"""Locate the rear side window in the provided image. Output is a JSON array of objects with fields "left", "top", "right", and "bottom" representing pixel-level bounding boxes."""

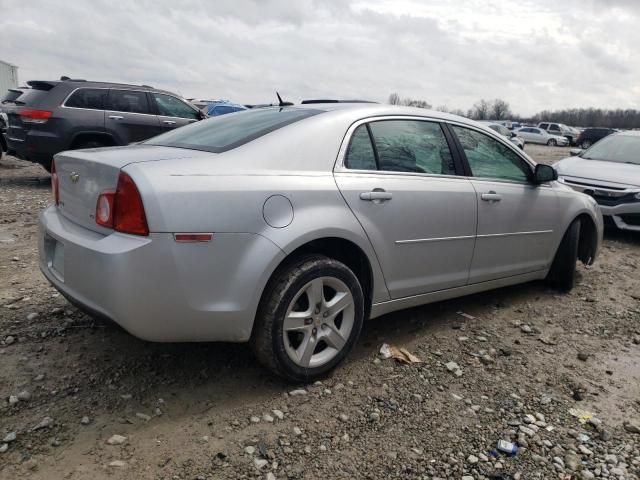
[
  {"left": 64, "top": 88, "right": 107, "bottom": 110},
  {"left": 369, "top": 120, "right": 456, "bottom": 175},
  {"left": 152, "top": 93, "right": 199, "bottom": 119},
  {"left": 344, "top": 125, "right": 377, "bottom": 170},
  {"left": 107, "top": 90, "right": 150, "bottom": 114},
  {"left": 539, "top": 123, "right": 548, "bottom": 129},
  {"left": 146, "top": 107, "right": 321, "bottom": 153}
]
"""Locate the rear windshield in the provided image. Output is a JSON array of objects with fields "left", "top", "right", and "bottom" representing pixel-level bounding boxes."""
[
  {"left": 146, "top": 107, "right": 321, "bottom": 153},
  {"left": 11, "top": 89, "right": 49, "bottom": 106},
  {"left": 1, "top": 90, "right": 23, "bottom": 104}
]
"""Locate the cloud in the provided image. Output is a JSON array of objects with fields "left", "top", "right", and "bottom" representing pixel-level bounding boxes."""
[{"left": 0, "top": 0, "right": 637, "bottom": 116}]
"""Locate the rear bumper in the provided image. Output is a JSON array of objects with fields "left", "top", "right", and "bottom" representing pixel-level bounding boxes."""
[
  {"left": 38, "top": 206, "right": 286, "bottom": 342},
  {"left": 6, "top": 129, "right": 64, "bottom": 167}
]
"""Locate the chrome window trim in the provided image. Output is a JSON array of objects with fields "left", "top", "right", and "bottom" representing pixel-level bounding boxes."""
[
  {"left": 394, "top": 229, "right": 553, "bottom": 245},
  {"left": 61, "top": 87, "right": 198, "bottom": 119},
  {"left": 334, "top": 115, "right": 467, "bottom": 181}
]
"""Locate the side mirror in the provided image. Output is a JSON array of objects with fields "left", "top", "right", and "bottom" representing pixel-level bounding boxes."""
[
  {"left": 569, "top": 148, "right": 583, "bottom": 156},
  {"left": 510, "top": 132, "right": 517, "bottom": 138},
  {"left": 534, "top": 164, "right": 558, "bottom": 184},
  {"left": 197, "top": 110, "right": 207, "bottom": 120}
]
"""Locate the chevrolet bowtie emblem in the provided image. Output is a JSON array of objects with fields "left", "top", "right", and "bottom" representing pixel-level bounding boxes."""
[{"left": 70, "top": 172, "right": 80, "bottom": 183}]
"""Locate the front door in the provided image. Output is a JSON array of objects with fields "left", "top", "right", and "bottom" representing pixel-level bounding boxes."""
[
  {"left": 105, "top": 89, "right": 160, "bottom": 144},
  {"left": 334, "top": 119, "right": 477, "bottom": 299},
  {"left": 449, "top": 125, "right": 561, "bottom": 283}
]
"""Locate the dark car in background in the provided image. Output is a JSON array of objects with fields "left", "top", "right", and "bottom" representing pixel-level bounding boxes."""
[
  {"left": 1, "top": 88, "right": 26, "bottom": 158},
  {"left": 5, "top": 78, "right": 205, "bottom": 172},
  {"left": 575, "top": 127, "right": 616, "bottom": 150}
]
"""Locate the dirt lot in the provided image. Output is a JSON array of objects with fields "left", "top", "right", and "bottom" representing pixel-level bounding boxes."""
[{"left": 1, "top": 145, "right": 639, "bottom": 480}]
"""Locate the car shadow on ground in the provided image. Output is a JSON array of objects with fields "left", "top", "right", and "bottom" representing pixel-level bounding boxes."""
[{"left": 0, "top": 174, "right": 50, "bottom": 187}]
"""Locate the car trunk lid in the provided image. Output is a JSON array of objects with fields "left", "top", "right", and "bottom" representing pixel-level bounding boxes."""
[{"left": 54, "top": 144, "right": 210, "bottom": 233}]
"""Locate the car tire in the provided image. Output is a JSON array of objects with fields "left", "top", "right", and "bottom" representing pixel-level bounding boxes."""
[
  {"left": 546, "top": 218, "right": 581, "bottom": 292},
  {"left": 547, "top": 139, "right": 557, "bottom": 146},
  {"left": 251, "top": 255, "right": 365, "bottom": 382},
  {"left": 581, "top": 140, "right": 592, "bottom": 149}
]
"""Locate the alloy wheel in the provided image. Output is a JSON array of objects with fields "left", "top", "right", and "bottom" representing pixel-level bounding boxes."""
[{"left": 282, "top": 276, "right": 355, "bottom": 368}]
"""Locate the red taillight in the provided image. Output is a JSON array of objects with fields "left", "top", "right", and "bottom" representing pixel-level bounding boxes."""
[
  {"left": 51, "top": 160, "right": 59, "bottom": 205},
  {"left": 95, "top": 172, "right": 149, "bottom": 236},
  {"left": 20, "top": 108, "right": 53, "bottom": 124}
]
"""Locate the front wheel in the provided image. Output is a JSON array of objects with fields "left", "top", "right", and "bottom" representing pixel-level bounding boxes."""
[
  {"left": 547, "top": 139, "right": 557, "bottom": 146},
  {"left": 581, "top": 140, "right": 592, "bottom": 149},
  {"left": 251, "top": 255, "right": 365, "bottom": 382},
  {"left": 546, "top": 219, "right": 581, "bottom": 292}
]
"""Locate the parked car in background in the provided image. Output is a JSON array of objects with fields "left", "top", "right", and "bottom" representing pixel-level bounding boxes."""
[
  {"left": 0, "top": 111, "right": 6, "bottom": 159},
  {"left": 516, "top": 127, "right": 569, "bottom": 146},
  {"left": 39, "top": 103, "right": 602, "bottom": 381},
  {"left": 554, "top": 131, "right": 640, "bottom": 232},
  {"left": 575, "top": 127, "right": 616, "bottom": 150},
  {"left": 206, "top": 100, "right": 247, "bottom": 116},
  {"left": 538, "top": 122, "right": 577, "bottom": 145},
  {"left": 187, "top": 98, "right": 216, "bottom": 111},
  {"left": 5, "top": 78, "right": 205, "bottom": 172},
  {"left": 479, "top": 121, "right": 525, "bottom": 149}
]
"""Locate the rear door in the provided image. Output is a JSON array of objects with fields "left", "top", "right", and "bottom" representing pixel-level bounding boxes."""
[
  {"left": 334, "top": 118, "right": 477, "bottom": 299},
  {"left": 105, "top": 89, "right": 160, "bottom": 143},
  {"left": 449, "top": 124, "right": 560, "bottom": 283},
  {"left": 149, "top": 92, "right": 200, "bottom": 134}
]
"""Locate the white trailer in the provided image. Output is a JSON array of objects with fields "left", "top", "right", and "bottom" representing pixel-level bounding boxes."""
[{"left": 0, "top": 60, "right": 19, "bottom": 95}]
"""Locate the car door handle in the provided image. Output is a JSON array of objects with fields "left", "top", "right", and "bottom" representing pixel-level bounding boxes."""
[
  {"left": 108, "top": 115, "right": 124, "bottom": 120},
  {"left": 481, "top": 192, "right": 502, "bottom": 202},
  {"left": 360, "top": 191, "right": 393, "bottom": 201},
  {"left": 163, "top": 120, "right": 176, "bottom": 125}
]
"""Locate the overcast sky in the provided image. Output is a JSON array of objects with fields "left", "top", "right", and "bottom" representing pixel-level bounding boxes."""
[{"left": 1, "top": 0, "right": 638, "bottom": 115}]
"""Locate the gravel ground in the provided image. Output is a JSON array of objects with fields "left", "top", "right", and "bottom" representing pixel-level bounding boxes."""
[{"left": 0, "top": 144, "right": 639, "bottom": 480}]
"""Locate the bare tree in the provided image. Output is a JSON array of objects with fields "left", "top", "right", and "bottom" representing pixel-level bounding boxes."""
[
  {"left": 471, "top": 99, "right": 491, "bottom": 120},
  {"left": 388, "top": 93, "right": 401, "bottom": 105},
  {"left": 387, "top": 93, "right": 431, "bottom": 109},
  {"left": 491, "top": 99, "right": 512, "bottom": 120}
]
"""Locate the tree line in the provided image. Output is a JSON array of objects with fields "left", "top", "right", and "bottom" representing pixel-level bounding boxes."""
[{"left": 388, "top": 93, "right": 640, "bottom": 128}]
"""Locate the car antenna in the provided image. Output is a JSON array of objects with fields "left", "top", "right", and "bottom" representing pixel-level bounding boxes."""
[{"left": 276, "top": 91, "right": 293, "bottom": 107}]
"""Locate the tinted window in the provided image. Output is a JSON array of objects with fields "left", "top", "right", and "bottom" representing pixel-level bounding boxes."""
[
  {"left": 344, "top": 125, "right": 376, "bottom": 170},
  {"left": 369, "top": 120, "right": 456, "bottom": 175},
  {"left": 452, "top": 126, "right": 530, "bottom": 182},
  {"left": 152, "top": 93, "right": 198, "bottom": 119},
  {"left": 107, "top": 90, "right": 150, "bottom": 114},
  {"left": 65, "top": 88, "right": 107, "bottom": 110},
  {"left": 539, "top": 123, "right": 548, "bottom": 129},
  {"left": 146, "top": 107, "right": 321, "bottom": 153},
  {"left": 10, "top": 89, "right": 49, "bottom": 106},
  {"left": 1, "top": 90, "right": 22, "bottom": 104}
]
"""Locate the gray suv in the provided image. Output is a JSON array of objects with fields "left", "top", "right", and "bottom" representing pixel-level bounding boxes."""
[{"left": 5, "top": 78, "right": 205, "bottom": 172}]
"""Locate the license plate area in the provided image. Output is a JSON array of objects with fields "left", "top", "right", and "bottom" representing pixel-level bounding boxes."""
[{"left": 44, "top": 234, "right": 64, "bottom": 281}]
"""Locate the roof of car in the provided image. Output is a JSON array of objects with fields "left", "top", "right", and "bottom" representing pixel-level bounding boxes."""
[{"left": 26, "top": 79, "right": 177, "bottom": 96}]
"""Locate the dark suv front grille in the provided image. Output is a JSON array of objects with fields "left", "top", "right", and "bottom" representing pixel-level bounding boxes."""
[{"left": 620, "top": 214, "right": 640, "bottom": 226}]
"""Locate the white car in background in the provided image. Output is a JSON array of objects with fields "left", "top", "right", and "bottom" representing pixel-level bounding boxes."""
[
  {"left": 479, "top": 121, "right": 525, "bottom": 149},
  {"left": 516, "top": 127, "right": 569, "bottom": 146}
]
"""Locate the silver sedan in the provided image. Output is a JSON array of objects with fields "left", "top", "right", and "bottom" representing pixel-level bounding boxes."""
[
  {"left": 39, "top": 104, "right": 603, "bottom": 381},
  {"left": 555, "top": 131, "right": 640, "bottom": 231},
  {"left": 516, "top": 127, "right": 570, "bottom": 146}
]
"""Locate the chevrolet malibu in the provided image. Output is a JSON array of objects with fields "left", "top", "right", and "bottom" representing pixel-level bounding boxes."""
[{"left": 39, "top": 104, "right": 603, "bottom": 381}]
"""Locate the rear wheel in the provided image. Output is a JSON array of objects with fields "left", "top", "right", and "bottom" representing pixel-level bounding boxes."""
[
  {"left": 546, "top": 219, "right": 581, "bottom": 292},
  {"left": 251, "top": 255, "right": 365, "bottom": 382},
  {"left": 547, "top": 139, "right": 557, "bottom": 146}
]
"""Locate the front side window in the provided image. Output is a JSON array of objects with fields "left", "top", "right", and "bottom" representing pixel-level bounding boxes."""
[
  {"left": 452, "top": 126, "right": 531, "bottom": 182},
  {"left": 344, "top": 125, "right": 377, "bottom": 170},
  {"left": 152, "top": 93, "right": 199, "bottom": 119},
  {"left": 64, "top": 88, "right": 107, "bottom": 110},
  {"left": 107, "top": 90, "right": 150, "bottom": 114},
  {"left": 368, "top": 120, "right": 456, "bottom": 175}
]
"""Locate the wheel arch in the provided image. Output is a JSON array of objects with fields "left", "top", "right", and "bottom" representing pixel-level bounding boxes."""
[
  {"left": 576, "top": 212, "right": 599, "bottom": 265},
  {"left": 255, "top": 236, "right": 379, "bottom": 332},
  {"left": 69, "top": 132, "right": 117, "bottom": 149}
]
